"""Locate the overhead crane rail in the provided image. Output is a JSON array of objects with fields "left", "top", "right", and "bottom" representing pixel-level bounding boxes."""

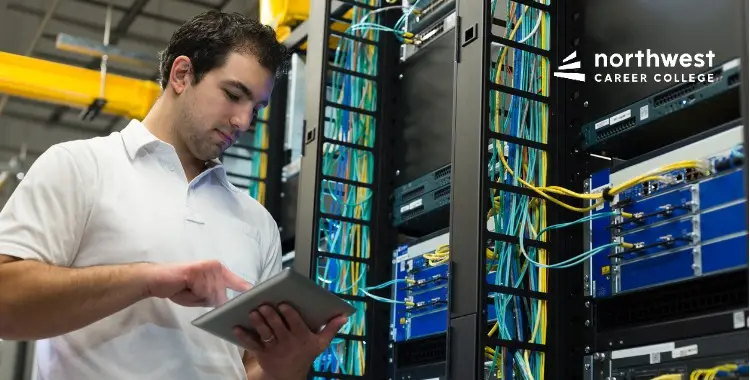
[{"left": 0, "top": 52, "right": 161, "bottom": 121}]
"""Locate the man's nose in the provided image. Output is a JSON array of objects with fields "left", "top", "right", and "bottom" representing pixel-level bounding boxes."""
[{"left": 230, "top": 111, "right": 253, "bottom": 132}]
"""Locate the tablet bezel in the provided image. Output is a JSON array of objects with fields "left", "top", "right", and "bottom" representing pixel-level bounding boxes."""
[{"left": 191, "top": 268, "right": 356, "bottom": 347}]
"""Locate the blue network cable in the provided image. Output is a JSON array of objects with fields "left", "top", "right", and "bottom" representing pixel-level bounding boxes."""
[
  {"left": 486, "top": 1, "right": 551, "bottom": 379},
  {"left": 311, "top": 0, "right": 386, "bottom": 376},
  {"left": 247, "top": 107, "right": 269, "bottom": 203},
  {"left": 310, "top": 2, "right": 436, "bottom": 376}
]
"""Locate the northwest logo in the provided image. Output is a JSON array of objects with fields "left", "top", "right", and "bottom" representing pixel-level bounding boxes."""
[
  {"left": 553, "top": 50, "right": 718, "bottom": 84},
  {"left": 553, "top": 51, "right": 585, "bottom": 82}
]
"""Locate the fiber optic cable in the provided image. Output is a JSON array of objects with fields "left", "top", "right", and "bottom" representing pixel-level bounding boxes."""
[
  {"left": 486, "top": 1, "right": 550, "bottom": 378},
  {"left": 247, "top": 106, "right": 269, "bottom": 203},
  {"left": 312, "top": 0, "right": 383, "bottom": 376}
]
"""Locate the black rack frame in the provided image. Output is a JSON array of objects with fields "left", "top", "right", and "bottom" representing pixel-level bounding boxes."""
[
  {"left": 447, "top": 0, "right": 584, "bottom": 378},
  {"left": 291, "top": 0, "right": 401, "bottom": 378},
  {"left": 265, "top": 75, "right": 289, "bottom": 222}
]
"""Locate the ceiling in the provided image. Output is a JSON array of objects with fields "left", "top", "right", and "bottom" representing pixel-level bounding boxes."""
[{"left": 0, "top": 0, "right": 260, "bottom": 165}]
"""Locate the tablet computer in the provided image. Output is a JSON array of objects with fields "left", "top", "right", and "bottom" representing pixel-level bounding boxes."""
[{"left": 191, "top": 268, "right": 356, "bottom": 347}]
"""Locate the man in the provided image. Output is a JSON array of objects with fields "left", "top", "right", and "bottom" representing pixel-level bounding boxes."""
[{"left": 0, "top": 10, "right": 347, "bottom": 380}]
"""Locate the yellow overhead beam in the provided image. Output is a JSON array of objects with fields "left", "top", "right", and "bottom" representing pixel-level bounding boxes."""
[
  {"left": 262, "top": 0, "right": 355, "bottom": 50},
  {"left": 0, "top": 51, "right": 161, "bottom": 120}
]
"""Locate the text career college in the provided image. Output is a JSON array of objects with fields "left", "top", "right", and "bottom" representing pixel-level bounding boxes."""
[
  {"left": 594, "top": 72, "right": 715, "bottom": 83},
  {"left": 593, "top": 50, "right": 716, "bottom": 83}
]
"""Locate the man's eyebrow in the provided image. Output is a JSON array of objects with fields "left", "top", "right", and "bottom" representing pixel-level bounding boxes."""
[{"left": 223, "top": 80, "right": 252, "bottom": 99}]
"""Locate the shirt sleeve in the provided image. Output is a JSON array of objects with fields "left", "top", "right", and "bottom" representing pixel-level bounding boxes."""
[
  {"left": 258, "top": 221, "right": 282, "bottom": 282},
  {"left": 0, "top": 145, "right": 90, "bottom": 267}
]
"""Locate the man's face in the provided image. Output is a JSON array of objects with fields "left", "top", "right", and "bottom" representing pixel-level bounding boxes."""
[{"left": 175, "top": 52, "right": 274, "bottom": 161}]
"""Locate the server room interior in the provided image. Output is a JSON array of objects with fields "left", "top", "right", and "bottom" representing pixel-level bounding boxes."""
[{"left": 0, "top": 0, "right": 749, "bottom": 379}]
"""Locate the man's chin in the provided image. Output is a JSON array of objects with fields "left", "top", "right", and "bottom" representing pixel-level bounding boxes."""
[{"left": 194, "top": 147, "right": 222, "bottom": 162}]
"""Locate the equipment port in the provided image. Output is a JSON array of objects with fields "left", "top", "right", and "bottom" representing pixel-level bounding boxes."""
[{"left": 685, "top": 168, "right": 703, "bottom": 182}]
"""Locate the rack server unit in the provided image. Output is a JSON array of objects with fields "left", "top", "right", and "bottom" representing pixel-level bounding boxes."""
[
  {"left": 581, "top": 58, "right": 742, "bottom": 159},
  {"left": 392, "top": 164, "right": 451, "bottom": 234},
  {"left": 586, "top": 329, "right": 749, "bottom": 380},
  {"left": 585, "top": 122, "right": 747, "bottom": 298}
]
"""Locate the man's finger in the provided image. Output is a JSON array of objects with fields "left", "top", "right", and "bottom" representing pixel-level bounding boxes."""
[
  {"left": 259, "top": 305, "right": 291, "bottom": 341},
  {"left": 279, "top": 303, "right": 310, "bottom": 336},
  {"left": 233, "top": 327, "right": 262, "bottom": 351},
  {"left": 170, "top": 290, "right": 208, "bottom": 307},
  {"left": 214, "top": 289, "right": 229, "bottom": 306},
  {"left": 222, "top": 266, "right": 252, "bottom": 292},
  {"left": 318, "top": 315, "right": 349, "bottom": 343},
  {"left": 249, "top": 311, "right": 275, "bottom": 343}
]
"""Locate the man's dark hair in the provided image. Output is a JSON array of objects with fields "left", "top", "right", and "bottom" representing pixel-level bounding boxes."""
[{"left": 158, "top": 11, "right": 289, "bottom": 90}]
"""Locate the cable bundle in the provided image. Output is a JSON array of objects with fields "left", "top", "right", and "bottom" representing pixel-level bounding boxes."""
[
  {"left": 247, "top": 107, "right": 269, "bottom": 204},
  {"left": 312, "top": 0, "right": 384, "bottom": 375},
  {"left": 689, "top": 364, "right": 743, "bottom": 380},
  {"left": 486, "top": 1, "right": 550, "bottom": 379}
]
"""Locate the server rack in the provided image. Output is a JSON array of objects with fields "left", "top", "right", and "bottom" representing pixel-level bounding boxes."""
[
  {"left": 447, "top": 0, "right": 584, "bottom": 379},
  {"left": 572, "top": 1, "right": 748, "bottom": 379},
  {"left": 291, "top": 0, "right": 401, "bottom": 378},
  {"left": 264, "top": 76, "right": 289, "bottom": 223}
]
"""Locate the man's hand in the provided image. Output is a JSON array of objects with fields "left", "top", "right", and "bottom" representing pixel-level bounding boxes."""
[
  {"left": 144, "top": 260, "right": 252, "bottom": 307},
  {"left": 233, "top": 304, "right": 349, "bottom": 380}
]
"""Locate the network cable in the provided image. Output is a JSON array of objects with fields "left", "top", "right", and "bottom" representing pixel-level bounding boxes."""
[
  {"left": 247, "top": 106, "right": 269, "bottom": 204},
  {"left": 690, "top": 363, "right": 743, "bottom": 380},
  {"left": 484, "top": 1, "right": 550, "bottom": 379},
  {"left": 312, "top": 0, "right": 385, "bottom": 375}
]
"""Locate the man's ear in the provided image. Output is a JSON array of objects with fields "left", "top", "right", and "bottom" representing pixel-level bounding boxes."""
[{"left": 168, "top": 56, "right": 193, "bottom": 94}]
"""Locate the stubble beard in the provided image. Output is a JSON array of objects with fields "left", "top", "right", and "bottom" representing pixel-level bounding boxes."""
[{"left": 177, "top": 107, "right": 222, "bottom": 162}]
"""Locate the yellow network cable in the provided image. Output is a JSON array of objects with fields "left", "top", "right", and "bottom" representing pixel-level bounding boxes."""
[
  {"left": 691, "top": 364, "right": 739, "bottom": 380},
  {"left": 422, "top": 245, "right": 497, "bottom": 267},
  {"left": 257, "top": 112, "right": 270, "bottom": 205},
  {"left": 486, "top": 3, "right": 548, "bottom": 379},
  {"left": 651, "top": 374, "right": 683, "bottom": 380},
  {"left": 495, "top": 152, "right": 707, "bottom": 214}
]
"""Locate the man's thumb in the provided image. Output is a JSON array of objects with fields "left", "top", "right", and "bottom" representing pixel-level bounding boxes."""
[{"left": 319, "top": 315, "right": 349, "bottom": 341}]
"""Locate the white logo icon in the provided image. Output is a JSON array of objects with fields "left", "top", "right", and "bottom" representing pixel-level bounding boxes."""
[{"left": 553, "top": 51, "right": 586, "bottom": 82}]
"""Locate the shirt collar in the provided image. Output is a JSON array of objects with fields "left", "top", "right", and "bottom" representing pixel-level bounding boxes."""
[
  {"left": 120, "top": 119, "right": 232, "bottom": 188},
  {"left": 121, "top": 119, "right": 160, "bottom": 160}
]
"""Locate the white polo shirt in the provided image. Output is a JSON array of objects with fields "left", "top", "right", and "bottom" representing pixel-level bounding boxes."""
[{"left": 0, "top": 119, "right": 282, "bottom": 380}]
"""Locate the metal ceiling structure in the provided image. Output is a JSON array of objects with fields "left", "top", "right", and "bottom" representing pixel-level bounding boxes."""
[{"left": 0, "top": 0, "right": 259, "bottom": 164}]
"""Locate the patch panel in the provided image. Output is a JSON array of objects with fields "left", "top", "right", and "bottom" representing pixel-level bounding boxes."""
[
  {"left": 584, "top": 124, "right": 747, "bottom": 298},
  {"left": 393, "top": 164, "right": 451, "bottom": 206},
  {"left": 586, "top": 329, "right": 749, "bottom": 380},
  {"left": 392, "top": 184, "right": 451, "bottom": 233},
  {"left": 581, "top": 58, "right": 742, "bottom": 159},
  {"left": 390, "top": 230, "right": 500, "bottom": 342},
  {"left": 392, "top": 155, "right": 503, "bottom": 233}
]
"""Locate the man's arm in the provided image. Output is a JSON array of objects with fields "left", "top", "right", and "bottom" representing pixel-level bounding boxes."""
[
  {"left": 0, "top": 255, "right": 250, "bottom": 341},
  {"left": 0, "top": 256, "right": 152, "bottom": 340},
  {"left": 0, "top": 145, "right": 251, "bottom": 340},
  {"left": 0, "top": 144, "right": 142, "bottom": 340}
]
